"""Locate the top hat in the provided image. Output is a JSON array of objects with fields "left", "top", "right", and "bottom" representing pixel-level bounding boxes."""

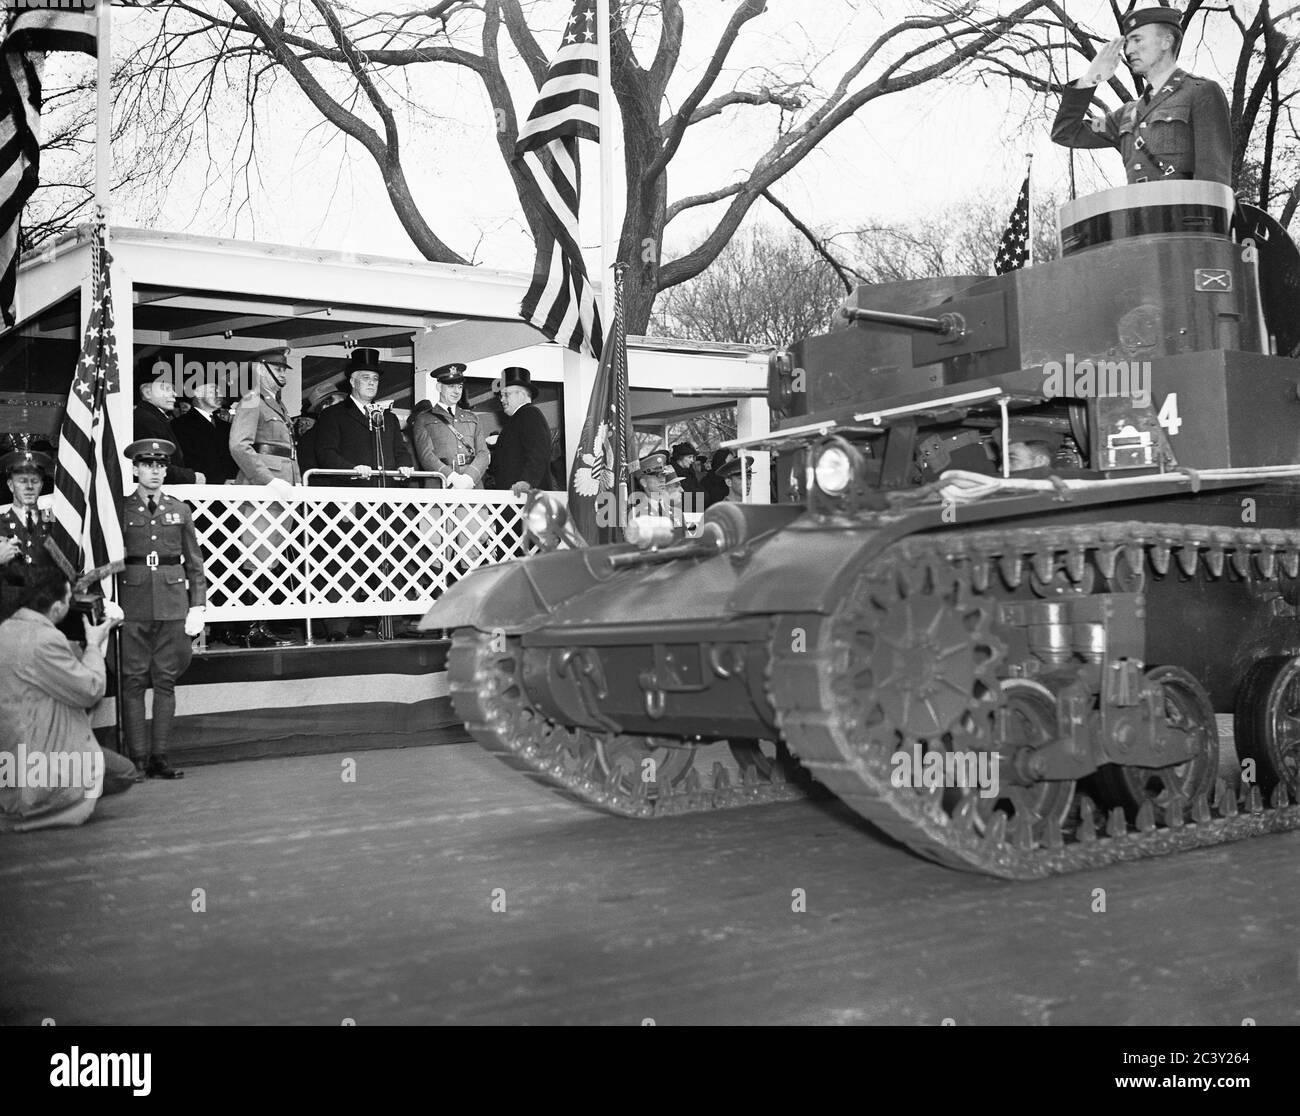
[
  {"left": 1122, "top": 7, "right": 1182, "bottom": 36},
  {"left": 670, "top": 442, "right": 698, "bottom": 462},
  {"left": 346, "top": 348, "right": 383, "bottom": 375},
  {"left": 252, "top": 346, "right": 293, "bottom": 369},
  {"left": 431, "top": 362, "right": 467, "bottom": 385},
  {"left": 304, "top": 380, "right": 347, "bottom": 413},
  {"left": 124, "top": 438, "right": 176, "bottom": 463},
  {"left": 499, "top": 366, "right": 538, "bottom": 399},
  {"left": 1, "top": 449, "right": 53, "bottom": 476}
]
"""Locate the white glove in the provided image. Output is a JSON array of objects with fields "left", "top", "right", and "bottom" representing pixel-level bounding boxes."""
[
  {"left": 448, "top": 472, "right": 475, "bottom": 490},
  {"left": 266, "top": 477, "right": 296, "bottom": 499},
  {"left": 353, "top": 464, "right": 374, "bottom": 479},
  {"left": 103, "top": 600, "right": 124, "bottom": 624},
  {"left": 184, "top": 606, "right": 205, "bottom": 637}
]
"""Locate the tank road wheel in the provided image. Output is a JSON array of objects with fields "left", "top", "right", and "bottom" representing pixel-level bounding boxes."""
[
  {"left": 1091, "top": 665, "right": 1220, "bottom": 824},
  {"left": 447, "top": 629, "right": 698, "bottom": 815},
  {"left": 594, "top": 736, "right": 696, "bottom": 795},
  {"left": 962, "top": 679, "right": 1075, "bottom": 841},
  {"left": 1234, "top": 656, "right": 1300, "bottom": 799}
]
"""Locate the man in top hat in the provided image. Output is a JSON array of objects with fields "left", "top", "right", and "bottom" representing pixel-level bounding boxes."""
[
  {"left": 228, "top": 347, "right": 300, "bottom": 649},
  {"left": 296, "top": 379, "right": 348, "bottom": 479},
  {"left": 0, "top": 449, "right": 57, "bottom": 621},
  {"left": 118, "top": 438, "right": 206, "bottom": 779},
  {"left": 1052, "top": 6, "right": 1231, "bottom": 186},
  {"left": 134, "top": 362, "right": 204, "bottom": 485},
  {"left": 172, "top": 373, "right": 237, "bottom": 485},
  {"left": 409, "top": 363, "right": 489, "bottom": 490},
  {"left": 311, "top": 347, "right": 415, "bottom": 484},
  {"left": 489, "top": 367, "right": 552, "bottom": 492}
]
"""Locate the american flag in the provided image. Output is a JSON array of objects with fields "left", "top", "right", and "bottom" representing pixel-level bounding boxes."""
[
  {"left": 568, "top": 265, "right": 634, "bottom": 544},
  {"left": 993, "top": 169, "right": 1032, "bottom": 274},
  {"left": 0, "top": 6, "right": 97, "bottom": 327},
  {"left": 48, "top": 225, "right": 124, "bottom": 584},
  {"left": 513, "top": 0, "right": 604, "bottom": 358}
]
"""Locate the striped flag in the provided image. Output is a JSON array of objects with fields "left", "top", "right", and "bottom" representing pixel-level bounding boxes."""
[
  {"left": 993, "top": 168, "right": 1031, "bottom": 274},
  {"left": 48, "top": 225, "right": 124, "bottom": 585},
  {"left": 0, "top": 6, "right": 97, "bottom": 327},
  {"left": 512, "top": 0, "right": 604, "bottom": 358},
  {"left": 568, "top": 265, "right": 634, "bottom": 544}
]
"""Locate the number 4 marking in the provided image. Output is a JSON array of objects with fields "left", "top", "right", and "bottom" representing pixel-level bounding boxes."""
[{"left": 1157, "top": 393, "right": 1182, "bottom": 436}]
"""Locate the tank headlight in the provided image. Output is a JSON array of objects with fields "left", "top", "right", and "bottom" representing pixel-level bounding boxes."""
[
  {"left": 813, "top": 444, "right": 854, "bottom": 496},
  {"left": 524, "top": 492, "right": 567, "bottom": 550}
]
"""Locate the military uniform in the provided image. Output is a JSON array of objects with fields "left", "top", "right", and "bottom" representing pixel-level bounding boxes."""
[
  {"left": 1052, "top": 69, "right": 1232, "bottom": 186},
  {"left": 411, "top": 401, "right": 489, "bottom": 486},
  {"left": 119, "top": 440, "right": 206, "bottom": 778},
  {"left": 229, "top": 387, "right": 301, "bottom": 486},
  {"left": 0, "top": 450, "right": 57, "bottom": 621}
]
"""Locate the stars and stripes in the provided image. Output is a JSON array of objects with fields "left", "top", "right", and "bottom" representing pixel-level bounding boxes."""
[
  {"left": 0, "top": 6, "right": 97, "bottom": 328},
  {"left": 994, "top": 168, "right": 1032, "bottom": 274},
  {"left": 513, "top": 0, "right": 604, "bottom": 358},
  {"left": 48, "top": 226, "right": 124, "bottom": 584},
  {"left": 568, "top": 265, "right": 634, "bottom": 544}
]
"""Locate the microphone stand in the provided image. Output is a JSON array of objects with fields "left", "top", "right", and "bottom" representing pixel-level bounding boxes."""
[{"left": 370, "top": 405, "right": 394, "bottom": 640}]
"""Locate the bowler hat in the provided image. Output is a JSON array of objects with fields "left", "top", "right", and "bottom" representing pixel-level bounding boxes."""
[
  {"left": 124, "top": 438, "right": 175, "bottom": 463},
  {"left": 431, "top": 362, "right": 467, "bottom": 385},
  {"left": 304, "top": 380, "right": 347, "bottom": 413},
  {"left": 499, "top": 366, "right": 538, "bottom": 399},
  {"left": 252, "top": 346, "right": 293, "bottom": 368},
  {"left": 1123, "top": 7, "right": 1182, "bottom": 36},
  {"left": 1, "top": 449, "right": 53, "bottom": 476},
  {"left": 346, "top": 348, "right": 383, "bottom": 375}
]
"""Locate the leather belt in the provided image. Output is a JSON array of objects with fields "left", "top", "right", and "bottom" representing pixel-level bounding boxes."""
[
  {"left": 255, "top": 443, "right": 294, "bottom": 459},
  {"left": 125, "top": 553, "right": 183, "bottom": 567}
]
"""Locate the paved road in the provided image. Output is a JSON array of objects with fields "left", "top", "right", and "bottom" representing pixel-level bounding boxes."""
[{"left": 2, "top": 742, "right": 1298, "bottom": 1025}]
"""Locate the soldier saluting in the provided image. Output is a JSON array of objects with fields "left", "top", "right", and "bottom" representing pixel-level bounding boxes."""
[
  {"left": 119, "top": 438, "right": 206, "bottom": 779},
  {"left": 1052, "top": 6, "right": 1231, "bottom": 187}
]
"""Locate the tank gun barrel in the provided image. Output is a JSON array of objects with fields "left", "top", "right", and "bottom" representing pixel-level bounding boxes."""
[{"left": 841, "top": 305, "right": 966, "bottom": 337}]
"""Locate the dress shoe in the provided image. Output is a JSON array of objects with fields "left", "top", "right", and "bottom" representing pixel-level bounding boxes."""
[
  {"left": 327, "top": 631, "right": 346, "bottom": 642},
  {"left": 246, "top": 622, "right": 293, "bottom": 648},
  {"left": 146, "top": 757, "right": 184, "bottom": 780}
]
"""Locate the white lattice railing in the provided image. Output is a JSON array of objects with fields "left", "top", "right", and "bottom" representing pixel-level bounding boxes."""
[{"left": 167, "top": 483, "right": 543, "bottom": 624}]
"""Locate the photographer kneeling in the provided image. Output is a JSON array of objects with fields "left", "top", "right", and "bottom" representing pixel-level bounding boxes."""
[{"left": 0, "top": 569, "right": 139, "bottom": 833}]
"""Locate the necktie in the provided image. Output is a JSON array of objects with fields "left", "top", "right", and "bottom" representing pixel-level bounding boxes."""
[
  {"left": 25, "top": 510, "right": 34, "bottom": 532},
  {"left": 148, "top": 497, "right": 157, "bottom": 515}
]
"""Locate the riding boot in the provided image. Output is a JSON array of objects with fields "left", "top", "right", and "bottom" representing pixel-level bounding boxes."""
[{"left": 146, "top": 687, "right": 184, "bottom": 779}]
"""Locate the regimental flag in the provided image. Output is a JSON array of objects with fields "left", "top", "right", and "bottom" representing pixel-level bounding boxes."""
[
  {"left": 993, "top": 168, "right": 1031, "bottom": 274},
  {"left": 0, "top": 6, "right": 97, "bottom": 328},
  {"left": 568, "top": 267, "right": 634, "bottom": 544},
  {"left": 49, "top": 225, "right": 124, "bottom": 586},
  {"left": 512, "top": 0, "right": 604, "bottom": 358}
]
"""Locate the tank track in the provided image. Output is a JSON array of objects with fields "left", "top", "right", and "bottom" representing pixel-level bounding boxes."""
[
  {"left": 447, "top": 632, "right": 812, "bottom": 818},
  {"left": 770, "top": 519, "right": 1300, "bottom": 879}
]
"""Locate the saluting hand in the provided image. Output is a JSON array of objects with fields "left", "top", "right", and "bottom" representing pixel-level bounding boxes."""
[{"left": 1077, "top": 38, "right": 1123, "bottom": 86}]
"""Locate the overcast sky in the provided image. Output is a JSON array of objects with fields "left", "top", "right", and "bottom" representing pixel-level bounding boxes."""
[{"left": 86, "top": 1, "right": 1266, "bottom": 277}]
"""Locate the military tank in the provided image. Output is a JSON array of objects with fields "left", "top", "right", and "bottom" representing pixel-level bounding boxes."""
[{"left": 421, "top": 178, "right": 1300, "bottom": 879}]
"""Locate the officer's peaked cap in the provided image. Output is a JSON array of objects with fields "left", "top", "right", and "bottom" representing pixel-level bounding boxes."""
[{"left": 124, "top": 438, "right": 176, "bottom": 463}]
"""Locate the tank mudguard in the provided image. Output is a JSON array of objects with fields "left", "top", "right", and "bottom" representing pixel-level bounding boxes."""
[{"left": 418, "top": 545, "right": 640, "bottom": 634}]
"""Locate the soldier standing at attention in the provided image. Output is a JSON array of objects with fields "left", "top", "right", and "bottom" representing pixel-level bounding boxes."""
[
  {"left": 1051, "top": 6, "right": 1231, "bottom": 187},
  {"left": 0, "top": 450, "right": 57, "bottom": 621},
  {"left": 119, "top": 439, "right": 206, "bottom": 780}
]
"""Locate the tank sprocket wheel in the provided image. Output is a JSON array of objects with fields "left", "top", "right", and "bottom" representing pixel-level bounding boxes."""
[
  {"left": 1234, "top": 655, "right": 1300, "bottom": 799},
  {"left": 1089, "top": 665, "right": 1220, "bottom": 825},
  {"left": 594, "top": 735, "right": 696, "bottom": 796},
  {"left": 959, "top": 679, "right": 1075, "bottom": 842}
]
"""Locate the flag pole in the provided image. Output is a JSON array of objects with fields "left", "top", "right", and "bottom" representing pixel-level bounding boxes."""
[
  {"left": 1026, "top": 152, "right": 1034, "bottom": 267},
  {"left": 94, "top": 0, "right": 111, "bottom": 238},
  {"left": 595, "top": 0, "right": 617, "bottom": 330}
]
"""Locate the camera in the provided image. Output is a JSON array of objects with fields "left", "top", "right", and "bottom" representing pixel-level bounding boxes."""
[{"left": 70, "top": 592, "right": 105, "bottom": 625}]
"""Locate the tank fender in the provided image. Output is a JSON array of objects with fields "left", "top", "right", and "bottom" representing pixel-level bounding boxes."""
[
  {"left": 727, "top": 519, "right": 908, "bottom": 616},
  {"left": 418, "top": 545, "right": 638, "bottom": 634}
]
